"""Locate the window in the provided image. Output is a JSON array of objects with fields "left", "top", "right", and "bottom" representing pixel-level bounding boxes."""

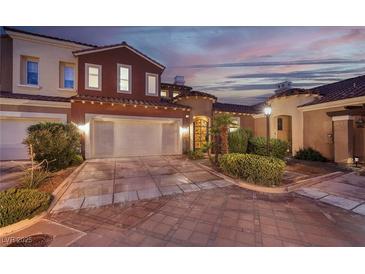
[
  {"left": 229, "top": 117, "right": 240, "bottom": 132},
  {"left": 85, "top": 63, "right": 102, "bottom": 90},
  {"left": 21, "top": 56, "right": 39, "bottom": 86},
  {"left": 59, "top": 62, "right": 75, "bottom": 89},
  {"left": 146, "top": 73, "right": 158, "bottom": 96},
  {"left": 277, "top": 118, "right": 283, "bottom": 131},
  {"left": 117, "top": 64, "right": 131, "bottom": 93},
  {"left": 172, "top": 91, "right": 179, "bottom": 98},
  {"left": 160, "top": 90, "right": 168, "bottom": 97}
]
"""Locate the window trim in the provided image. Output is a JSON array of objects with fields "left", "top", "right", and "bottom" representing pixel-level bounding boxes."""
[
  {"left": 145, "top": 72, "right": 159, "bottom": 96},
  {"left": 117, "top": 64, "right": 132, "bottom": 94},
  {"left": 59, "top": 61, "right": 76, "bottom": 90},
  {"left": 85, "top": 63, "right": 102, "bottom": 91}
]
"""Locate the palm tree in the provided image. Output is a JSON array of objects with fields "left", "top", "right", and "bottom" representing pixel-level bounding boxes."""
[{"left": 211, "top": 114, "right": 234, "bottom": 164}]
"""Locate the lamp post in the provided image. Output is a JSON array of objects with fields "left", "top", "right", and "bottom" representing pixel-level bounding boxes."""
[{"left": 264, "top": 105, "right": 272, "bottom": 156}]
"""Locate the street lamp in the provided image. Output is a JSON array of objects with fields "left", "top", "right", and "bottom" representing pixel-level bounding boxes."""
[{"left": 264, "top": 105, "right": 272, "bottom": 156}]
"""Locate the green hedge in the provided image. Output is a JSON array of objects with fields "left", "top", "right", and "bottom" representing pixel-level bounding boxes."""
[
  {"left": 294, "top": 147, "right": 327, "bottom": 162},
  {"left": 24, "top": 122, "right": 82, "bottom": 171},
  {"left": 248, "top": 137, "right": 289, "bottom": 159},
  {"left": 219, "top": 153, "right": 286, "bottom": 186},
  {"left": 0, "top": 188, "right": 52, "bottom": 228},
  {"left": 228, "top": 128, "right": 252, "bottom": 153}
]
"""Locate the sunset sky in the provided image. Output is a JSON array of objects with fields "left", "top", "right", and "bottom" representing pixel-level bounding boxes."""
[{"left": 8, "top": 26, "right": 365, "bottom": 105}]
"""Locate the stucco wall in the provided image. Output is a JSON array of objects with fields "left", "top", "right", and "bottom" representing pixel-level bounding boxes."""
[
  {"left": 10, "top": 35, "right": 85, "bottom": 97},
  {"left": 254, "top": 116, "right": 267, "bottom": 137},
  {"left": 240, "top": 115, "right": 255, "bottom": 132},
  {"left": 303, "top": 107, "right": 344, "bottom": 160},
  {"left": 268, "top": 95, "right": 316, "bottom": 155},
  {"left": 353, "top": 116, "right": 365, "bottom": 162}
]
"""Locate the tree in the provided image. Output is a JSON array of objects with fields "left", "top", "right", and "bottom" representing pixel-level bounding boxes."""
[{"left": 210, "top": 114, "right": 235, "bottom": 165}]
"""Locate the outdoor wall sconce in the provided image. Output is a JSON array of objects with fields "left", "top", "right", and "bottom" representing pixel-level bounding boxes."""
[
  {"left": 355, "top": 118, "right": 364, "bottom": 128},
  {"left": 263, "top": 105, "right": 272, "bottom": 155},
  {"left": 180, "top": 126, "right": 189, "bottom": 136},
  {"left": 77, "top": 123, "right": 90, "bottom": 133}
]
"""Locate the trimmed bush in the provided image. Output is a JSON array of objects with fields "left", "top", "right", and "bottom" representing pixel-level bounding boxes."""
[
  {"left": 0, "top": 188, "right": 52, "bottom": 228},
  {"left": 294, "top": 147, "right": 327, "bottom": 162},
  {"left": 228, "top": 128, "right": 252, "bottom": 153},
  {"left": 219, "top": 153, "right": 286, "bottom": 186},
  {"left": 248, "top": 137, "right": 289, "bottom": 159},
  {"left": 23, "top": 122, "right": 82, "bottom": 171},
  {"left": 186, "top": 149, "right": 205, "bottom": 160}
]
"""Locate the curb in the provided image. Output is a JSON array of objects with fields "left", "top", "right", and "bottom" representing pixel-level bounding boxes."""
[
  {"left": 0, "top": 162, "right": 87, "bottom": 237},
  {"left": 197, "top": 163, "right": 345, "bottom": 194}
]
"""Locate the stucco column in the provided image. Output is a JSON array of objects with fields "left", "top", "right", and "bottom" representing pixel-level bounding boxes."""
[{"left": 333, "top": 115, "right": 354, "bottom": 164}]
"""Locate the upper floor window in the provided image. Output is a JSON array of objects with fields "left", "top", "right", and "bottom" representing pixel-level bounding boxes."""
[
  {"left": 146, "top": 73, "right": 158, "bottom": 96},
  {"left": 59, "top": 62, "right": 75, "bottom": 89},
  {"left": 21, "top": 56, "right": 39, "bottom": 86},
  {"left": 85, "top": 63, "right": 102, "bottom": 91},
  {"left": 172, "top": 91, "right": 179, "bottom": 98},
  {"left": 117, "top": 64, "right": 131, "bottom": 93},
  {"left": 161, "top": 90, "right": 168, "bottom": 98}
]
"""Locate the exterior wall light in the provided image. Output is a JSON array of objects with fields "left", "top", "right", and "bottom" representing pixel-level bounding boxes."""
[
  {"left": 354, "top": 156, "right": 359, "bottom": 167},
  {"left": 180, "top": 126, "right": 189, "bottom": 136},
  {"left": 264, "top": 106, "right": 272, "bottom": 116},
  {"left": 77, "top": 123, "right": 90, "bottom": 133},
  {"left": 263, "top": 105, "right": 272, "bottom": 155}
]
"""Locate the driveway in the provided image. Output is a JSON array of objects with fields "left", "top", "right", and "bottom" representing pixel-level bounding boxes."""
[
  {"left": 0, "top": 161, "right": 30, "bottom": 191},
  {"left": 52, "top": 155, "right": 233, "bottom": 212}
]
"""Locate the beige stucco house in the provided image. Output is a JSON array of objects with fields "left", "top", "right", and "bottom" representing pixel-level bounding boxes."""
[{"left": 0, "top": 27, "right": 364, "bottom": 164}]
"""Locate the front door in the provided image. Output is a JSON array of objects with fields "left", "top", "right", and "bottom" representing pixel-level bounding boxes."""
[{"left": 193, "top": 117, "right": 209, "bottom": 150}]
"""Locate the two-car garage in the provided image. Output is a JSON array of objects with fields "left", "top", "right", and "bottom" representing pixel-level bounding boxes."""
[{"left": 85, "top": 114, "right": 183, "bottom": 159}]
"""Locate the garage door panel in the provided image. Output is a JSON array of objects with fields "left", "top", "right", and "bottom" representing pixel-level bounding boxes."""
[{"left": 91, "top": 118, "right": 181, "bottom": 158}]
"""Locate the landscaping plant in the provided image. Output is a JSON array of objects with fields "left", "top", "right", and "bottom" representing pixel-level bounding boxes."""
[
  {"left": 294, "top": 147, "right": 327, "bottom": 162},
  {"left": 219, "top": 153, "right": 286, "bottom": 186},
  {"left": 248, "top": 136, "right": 289, "bottom": 159},
  {"left": 0, "top": 188, "right": 52, "bottom": 228},
  {"left": 186, "top": 149, "right": 205, "bottom": 160},
  {"left": 23, "top": 122, "right": 83, "bottom": 171},
  {"left": 211, "top": 114, "right": 235, "bottom": 164},
  {"left": 228, "top": 128, "right": 252, "bottom": 153}
]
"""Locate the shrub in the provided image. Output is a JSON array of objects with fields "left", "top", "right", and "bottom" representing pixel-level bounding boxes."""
[
  {"left": 248, "top": 137, "right": 289, "bottom": 159},
  {"left": 186, "top": 149, "right": 205, "bottom": 160},
  {"left": 294, "top": 147, "right": 327, "bottom": 162},
  {"left": 23, "top": 122, "right": 82, "bottom": 171},
  {"left": 228, "top": 128, "right": 252, "bottom": 153},
  {"left": 0, "top": 188, "right": 52, "bottom": 228},
  {"left": 219, "top": 153, "right": 286, "bottom": 186},
  {"left": 21, "top": 167, "right": 52, "bottom": 189},
  {"left": 71, "top": 154, "right": 84, "bottom": 166}
]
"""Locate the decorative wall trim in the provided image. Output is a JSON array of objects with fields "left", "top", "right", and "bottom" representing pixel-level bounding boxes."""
[
  {"left": 0, "top": 98, "right": 71, "bottom": 108},
  {"left": 0, "top": 111, "right": 67, "bottom": 122}
]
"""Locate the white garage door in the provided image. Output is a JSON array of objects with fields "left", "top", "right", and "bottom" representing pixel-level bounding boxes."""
[
  {"left": 0, "top": 116, "right": 65, "bottom": 161},
  {"left": 90, "top": 117, "right": 181, "bottom": 158}
]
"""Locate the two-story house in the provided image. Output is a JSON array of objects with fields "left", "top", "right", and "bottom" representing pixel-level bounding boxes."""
[{"left": 1, "top": 27, "right": 364, "bottom": 164}]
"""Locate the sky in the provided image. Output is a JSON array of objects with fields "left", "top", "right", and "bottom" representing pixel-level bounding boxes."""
[{"left": 7, "top": 26, "right": 365, "bottom": 105}]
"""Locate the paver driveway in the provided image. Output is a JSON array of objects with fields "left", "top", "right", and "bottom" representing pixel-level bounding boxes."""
[{"left": 52, "top": 156, "right": 232, "bottom": 212}]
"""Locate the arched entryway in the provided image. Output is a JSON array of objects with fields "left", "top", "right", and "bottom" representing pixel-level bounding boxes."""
[
  {"left": 276, "top": 115, "right": 292, "bottom": 153},
  {"left": 193, "top": 116, "right": 209, "bottom": 150}
]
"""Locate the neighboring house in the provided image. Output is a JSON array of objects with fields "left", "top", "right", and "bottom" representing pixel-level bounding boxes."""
[{"left": 0, "top": 27, "right": 364, "bottom": 163}]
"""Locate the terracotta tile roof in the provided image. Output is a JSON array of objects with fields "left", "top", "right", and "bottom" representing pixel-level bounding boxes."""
[
  {"left": 0, "top": 91, "right": 71, "bottom": 102},
  {"left": 160, "top": 83, "right": 192, "bottom": 91},
  {"left": 71, "top": 94, "right": 190, "bottom": 110},
  {"left": 299, "top": 75, "right": 365, "bottom": 107},
  {"left": 269, "top": 88, "right": 319, "bottom": 100},
  {"left": 173, "top": 90, "right": 217, "bottom": 101},
  {"left": 73, "top": 42, "right": 165, "bottom": 69},
  {"left": 213, "top": 102, "right": 259, "bottom": 114},
  {"left": 3, "top": 27, "right": 97, "bottom": 48}
]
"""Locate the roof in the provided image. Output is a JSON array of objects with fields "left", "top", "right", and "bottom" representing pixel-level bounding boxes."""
[
  {"left": 269, "top": 88, "right": 318, "bottom": 100},
  {"left": 73, "top": 42, "right": 165, "bottom": 69},
  {"left": 3, "top": 27, "right": 97, "bottom": 48},
  {"left": 71, "top": 94, "right": 189, "bottom": 110},
  {"left": 299, "top": 75, "right": 365, "bottom": 107},
  {"left": 173, "top": 90, "right": 217, "bottom": 101},
  {"left": 160, "top": 83, "right": 192, "bottom": 91},
  {"left": 0, "top": 91, "right": 71, "bottom": 102},
  {"left": 213, "top": 102, "right": 259, "bottom": 114}
]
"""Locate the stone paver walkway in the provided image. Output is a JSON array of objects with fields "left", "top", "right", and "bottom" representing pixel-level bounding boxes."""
[
  {"left": 52, "top": 156, "right": 233, "bottom": 212},
  {"left": 9, "top": 186, "right": 363, "bottom": 247},
  {"left": 296, "top": 172, "right": 365, "bottom": 215}
]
